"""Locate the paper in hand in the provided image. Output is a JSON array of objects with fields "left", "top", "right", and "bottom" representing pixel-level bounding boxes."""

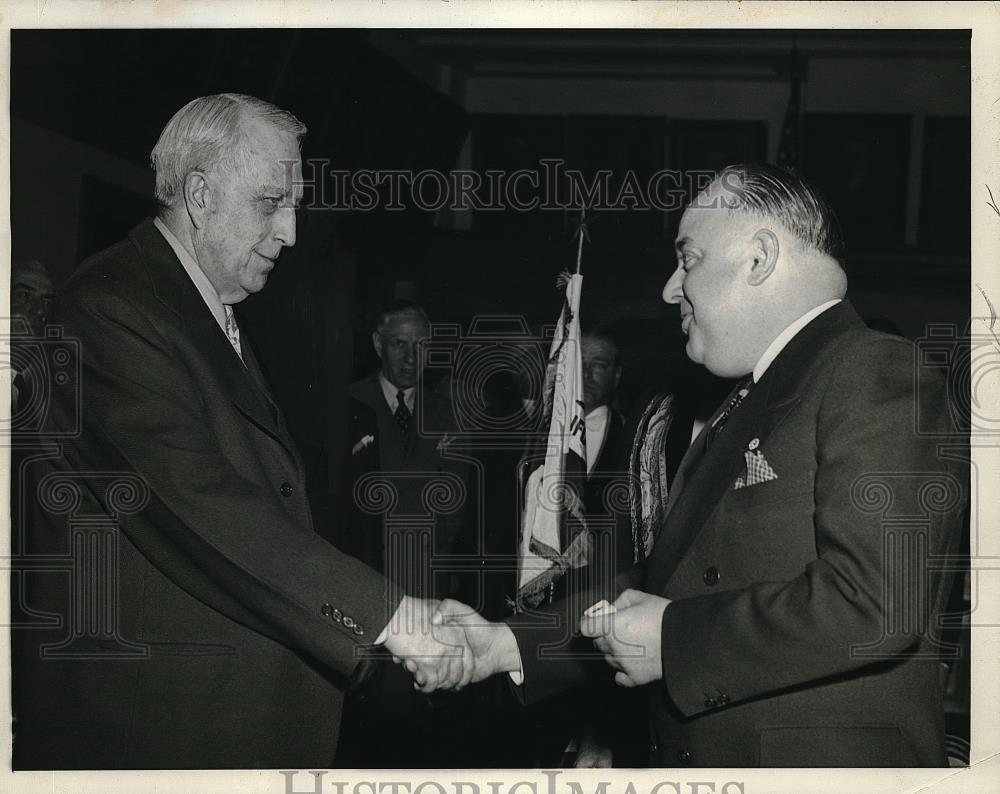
[{"left": 584, "top": 599, "right": 617, "bottom": 617}]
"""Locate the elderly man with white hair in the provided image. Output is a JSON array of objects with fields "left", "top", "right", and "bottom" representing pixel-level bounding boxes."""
[{"left": 12, "top": 93, "right": 471, "bottom": 770}]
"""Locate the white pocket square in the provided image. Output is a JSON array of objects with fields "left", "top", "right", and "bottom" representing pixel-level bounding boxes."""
[
  {"left": 734, "top": 449, "right": 778, "bottom": 490},
  {"left": 352, "top": 434, "right": 375, "bottom": 455}
]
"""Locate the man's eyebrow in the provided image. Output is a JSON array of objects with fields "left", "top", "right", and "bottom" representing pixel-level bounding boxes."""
[{"left": 255, "top": 185, "right": 301, "bottom": 207}]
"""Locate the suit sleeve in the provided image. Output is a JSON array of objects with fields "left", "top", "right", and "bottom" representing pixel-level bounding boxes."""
[
  {"left": 659, "top": 336, "right": 964, "bottom": 716},
  {"left": 507, "top": 564, "right": 643, "bottom": 705},
  {"left": 51, "top": 285, "right": 402, "bottom": 679}
]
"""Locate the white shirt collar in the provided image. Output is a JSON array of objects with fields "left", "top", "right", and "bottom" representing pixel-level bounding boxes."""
[
  {"left": 753, "top": 299, "right": 841, "bottom": 383},
  {"left": 378, "top": 373, "right": 416, "bottom": 412},
  {"left": 153, "top": 217, "right": 228, "bottom": 333},
  {"left": 585, "top": 405, "right": 609, "bottom": 424}
]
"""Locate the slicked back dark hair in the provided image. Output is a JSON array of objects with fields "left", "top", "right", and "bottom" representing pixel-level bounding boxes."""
[
  {"left": 708, "top": 163, "right": 845, "bottom": 264},
  {"left": 582, "top": 323, "right": 620, "bottom": 362}
]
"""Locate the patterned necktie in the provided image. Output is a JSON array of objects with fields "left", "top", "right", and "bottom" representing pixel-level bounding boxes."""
[
  {"left": 223, "top": 305, "right": 243, "bottom": 361},
  {"left": 394, "top": 389, "right": 412, "bottom": 434},
  {"left": 706, "top": 376, "right": 752, "bottom": 447}
]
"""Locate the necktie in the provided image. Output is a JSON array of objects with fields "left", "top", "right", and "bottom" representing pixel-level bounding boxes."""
[
  {"left": 223, "top": 305, "right": 244, "bottom": 361},
  {"left": 706, "top": 376, "right": 752, "bottom": 447},
  {"left": 394, "top": 389, "right": 412, "bottom": 434}
]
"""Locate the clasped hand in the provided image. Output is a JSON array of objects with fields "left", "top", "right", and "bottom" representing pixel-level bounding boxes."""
[
  {"left": 579, "top": 588, "right": 671, "bottom": 687},
  {"left": 382, "top": 596, "right": 519, "bottom": 693},
  {"left": 383, "top": 590, "right": 668, "bottom": 692}
]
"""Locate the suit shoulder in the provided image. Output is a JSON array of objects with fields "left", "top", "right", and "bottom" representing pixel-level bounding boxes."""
[
  {"left": 349, "top": 396, "right": 378, "bottom": 423},
  {"left": 349, "top": 377, "right": 380, "bottom": 407},
  {"left": 827, "top": 325, "right": 915, "bottom": 375},
  {"left": 421, "top": 389, "right": 457, "bottom": 425},
  {"left": 423, "top": 389, "right": 454, "bottom": 410},
  {"left": 65, "top": 235, "right": 149, "bottom": 298}
]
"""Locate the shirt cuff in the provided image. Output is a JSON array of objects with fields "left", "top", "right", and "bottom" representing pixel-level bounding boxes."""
[{"left": 507, "top": 643, "right": 525, "bottom": 685}]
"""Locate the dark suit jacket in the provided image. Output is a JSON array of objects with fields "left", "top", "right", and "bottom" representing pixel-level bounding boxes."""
[
  {"left": 11, "top": 219, "right": 399, "bottom": 769},
  {"left": 509, "top": 301, "right": 966, "bottom": 767},
  {"left": 324, "top": 397, "right": 384, "bottom": 569},
  {"left": 349, "top": 375, "right": 471, "bottom": 598},
  {"left": 583, "top": 409, "right": 625, "bottom": 510}
]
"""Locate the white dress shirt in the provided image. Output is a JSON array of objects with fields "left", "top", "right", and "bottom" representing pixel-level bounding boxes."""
[{"left": 378, "top": 374, "right": 416, "bottom": 413}]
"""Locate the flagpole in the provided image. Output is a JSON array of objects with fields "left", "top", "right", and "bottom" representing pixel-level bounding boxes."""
[{"left": 574, "top": 207, "right": 585, "bottom": 276}]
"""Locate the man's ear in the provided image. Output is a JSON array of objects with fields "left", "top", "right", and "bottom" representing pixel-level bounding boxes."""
[
  {"left": 747, "top": 229, "right": 779, "bottom": 287},
  {"left": 183, "top": 171, "right": 211, "bottom": 229},
  {"left": 372, "top": 330, "right": 383, "bottom": 359}
]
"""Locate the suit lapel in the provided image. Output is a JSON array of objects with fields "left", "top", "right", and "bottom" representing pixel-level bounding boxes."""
[
  {"left": 238, "top": 317, "right": 280, "bottom": 421},
  {"left": 645, "top": 301, "right": 863, "bottom": 593},
  {"left": 128, "top": 220, "right": 297, "bottom": 459},
  {"left": 646, "top": 379, "right": 782, "bottom": 592},
  {"left": 357, "top": 375, "right": 407, "bottom": 469},
  {"left": 236, "top": 321, "right": 306, "bottom": 473}
]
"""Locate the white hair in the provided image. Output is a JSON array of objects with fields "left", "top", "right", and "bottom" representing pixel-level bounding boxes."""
[{"left": 150, "top": 93, "right": 306, "bottom": 212}]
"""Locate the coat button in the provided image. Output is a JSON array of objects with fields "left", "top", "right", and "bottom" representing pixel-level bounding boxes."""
[
  {"left": 332, "top": 609, "right": 343, "bottom": 623},
  {"left": 704, "top": 697, "right": 717, "bottom": 708},
  {"left": 343, "top": 616, "right": 355, "bottom": 628},
  {"left": 321, "top": 603, "right": 333, "bottom": 617},
  {"left": 703, "top": 566, "right": 721, "bottom": 586},
  {"left": 280, "top": 482, "right": 294, "bottom": 497},
  {"left": 678, "top": 749, "right": 692, "bottom": 765},
  {"left": 353, "top": 624, "right": 364, "bottom": 636}
]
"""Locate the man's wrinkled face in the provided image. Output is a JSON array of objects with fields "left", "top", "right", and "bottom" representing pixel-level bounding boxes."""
[
  {"left": 374, "top": 312, "right": 430, "bottom": 390},
  {"left": 197, "top": 118, "right": 302, "bottom": 303},
  {"left": 581, "top": 335, "right": 620, "bottom": 412},
  {"left": 662, "top": 193, "right": 749, "bottom": 376},
  {"left": 12, "top": 270, "right": 54, "bottom": 337}
]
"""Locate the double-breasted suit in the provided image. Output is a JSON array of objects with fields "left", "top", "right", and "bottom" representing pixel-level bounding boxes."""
[
  {"left": 12, "top": 219, "right": 399, "bottom": 769},
  {"left": 510, "top": 302, "right": 966, "bottom": 767}
]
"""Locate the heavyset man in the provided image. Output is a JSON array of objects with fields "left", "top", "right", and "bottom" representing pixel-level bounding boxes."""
[{"left": 435, "top": 164, "right": 966, "bottom": 768}]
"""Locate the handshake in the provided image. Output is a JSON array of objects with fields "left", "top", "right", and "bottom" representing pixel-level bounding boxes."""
[
  {"left": 380, "top": 596, "right": 520, "bottom": 693},
  {"left": 380, "top": 589, "right": 671, "bottom": 693}
]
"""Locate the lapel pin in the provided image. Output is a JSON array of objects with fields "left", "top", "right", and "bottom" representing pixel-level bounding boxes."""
[{"left": 748, "top": 437, "right": 760, "bottom": 451}]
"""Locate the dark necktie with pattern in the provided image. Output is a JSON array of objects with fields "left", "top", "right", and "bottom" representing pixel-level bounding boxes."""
[
  {"left": 394, "top": 389, "right": 412, "bottom": 434},
  {"left": 705, "top": 376, "right": 753, "bottom": 447}
]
